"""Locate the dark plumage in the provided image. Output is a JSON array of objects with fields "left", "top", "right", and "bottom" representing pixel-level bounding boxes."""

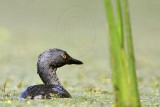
[{"left": 19, "top": 48, "right": 83, "bottom": 99}]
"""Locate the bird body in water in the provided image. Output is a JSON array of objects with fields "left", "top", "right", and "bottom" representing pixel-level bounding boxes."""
[{"left": 19, "top": 48, "right": 83, "bottom": 99}]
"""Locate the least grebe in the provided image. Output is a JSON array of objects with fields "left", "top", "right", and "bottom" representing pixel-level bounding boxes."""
[{"left": 19, "top": 48, "right": 83, "bottom": 99}]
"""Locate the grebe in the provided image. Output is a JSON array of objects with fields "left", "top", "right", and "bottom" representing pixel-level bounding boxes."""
[{"left": 19, "top": 48, "right": 83, "bottom": 99}]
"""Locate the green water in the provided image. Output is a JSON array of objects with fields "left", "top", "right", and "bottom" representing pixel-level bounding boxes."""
[{"left": 0, "top": 0, "right": 160, "bottom": 106}]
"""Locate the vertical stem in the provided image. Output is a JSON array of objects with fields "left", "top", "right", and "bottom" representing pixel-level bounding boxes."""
[
  {"left": 104, "top": 0, "right": 121, "bottom": 106},
  {"left": 104, "top": 0, "right": 129, "bottom": 106},
  {"left": 116, "top": 0, "right": 124, "bottom": 48},
  {"left": 116, "top": 0, "right": 131, "bottom": 106},
  {"left": 122, "top": 0, "right": 141, "bottom": 106},
  {"left": 104, "top": 0, "right": 141, "bottom": 106}
]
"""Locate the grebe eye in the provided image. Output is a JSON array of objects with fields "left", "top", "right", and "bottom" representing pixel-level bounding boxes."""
[{"left": 62, "top": 55, "right": 67, "bottom": 59}]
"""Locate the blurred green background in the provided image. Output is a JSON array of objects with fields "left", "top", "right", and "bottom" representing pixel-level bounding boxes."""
[{"left": 0, "top": 0, "right": 160, "bottom": 106}]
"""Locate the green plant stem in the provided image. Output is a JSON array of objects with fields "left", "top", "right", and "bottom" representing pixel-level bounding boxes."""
[
  {"left": 122, "top": 0, "right": 141, "bottom": 106},
  {"left": 104, "top": 0, "right": 128, "bottom": 106},
  {"left": 104, "top": 0, "right": 141, "bottom": 106},
  {"left": 116, "top": 0, "right": 124, "bottom": 48}
]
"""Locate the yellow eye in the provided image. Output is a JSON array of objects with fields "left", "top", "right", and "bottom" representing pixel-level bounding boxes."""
[{"left": 62, "top": 55, "right": 66, "bottom": 59}]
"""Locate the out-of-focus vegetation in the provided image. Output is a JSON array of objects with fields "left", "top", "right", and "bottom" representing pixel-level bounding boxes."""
[
  {"left": 104, "top": 0, "right": 140, "bottom": 106},
  {"left": 0, "top": 0, "right": 160, "bottom": 107}
]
